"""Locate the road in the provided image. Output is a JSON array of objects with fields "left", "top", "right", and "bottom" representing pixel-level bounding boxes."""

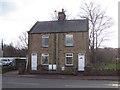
[{"left": 2, "top": 76, "right": 119, "bottom": 88}]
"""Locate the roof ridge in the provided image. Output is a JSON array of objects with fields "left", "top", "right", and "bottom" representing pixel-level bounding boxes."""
[{"left": 37, "top": 19, "right": 87, "bottom": 23}]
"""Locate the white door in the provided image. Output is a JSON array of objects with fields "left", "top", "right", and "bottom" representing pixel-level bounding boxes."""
[
  {"left": 78, "top": 53, "right": 85, "bottom": 71},
  {"left": 31, "top": 53, "right": 37, "bottom": 70}
]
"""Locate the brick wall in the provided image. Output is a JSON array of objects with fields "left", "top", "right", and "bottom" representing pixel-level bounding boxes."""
[{"left": 28, "top": 31, "right": 89, "bottom": 73}]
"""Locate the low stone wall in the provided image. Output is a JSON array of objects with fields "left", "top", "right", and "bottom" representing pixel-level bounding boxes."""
[{"left": 26, "top": 65, "right": 119, "bottom": 76}]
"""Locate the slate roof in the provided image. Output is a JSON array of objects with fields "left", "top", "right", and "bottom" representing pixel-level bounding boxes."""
[{"left": 28, "top": 19, "right": 88, "bottom": 34}]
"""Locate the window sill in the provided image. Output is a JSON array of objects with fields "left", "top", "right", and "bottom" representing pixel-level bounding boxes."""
[
  {"left": 42, "top": 46, "right": 49, "bottom": 48},
  {"left": 65, "top": 46, "right": 74, "bottom": 47},
  {"left": 42, "top": 64, "right": 49, "bottom": 65},
  {"left": 65, "top": 64, "right": 73, "bottom": 67}
]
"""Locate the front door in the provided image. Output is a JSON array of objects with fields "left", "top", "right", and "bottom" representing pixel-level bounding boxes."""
[
  {"left": 31, "top": 53, "right": 37, "bottom": 70},
  {"left": 78, "top": 53, "right": 85, "bottom": 71}
]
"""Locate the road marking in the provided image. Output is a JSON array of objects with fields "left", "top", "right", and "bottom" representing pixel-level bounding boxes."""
[
  {"left": 65, "top": 83, "right": 119, "bottom": 88},
  {"left": 111, "top": 84, "right": 119, "bottom": 87},
  {"left": 4, "top": 82, "right": 40, "bottom": 86},
  {"left": 65, "top": 84, "right": 107, "bottom": 88}
]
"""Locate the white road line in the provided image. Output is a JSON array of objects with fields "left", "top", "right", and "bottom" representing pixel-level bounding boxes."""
[
  {"left": 4, "top": 82, "right": 40, "bottom": 86},
  {"left": 65, "top": 83, "right": 119, "bottom": 88},
  {"left": 111, "top": 83, "right": 119, "bottom": 87}
]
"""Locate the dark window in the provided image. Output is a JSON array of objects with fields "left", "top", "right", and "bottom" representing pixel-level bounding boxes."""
[
  {"left": 41, "top": 53, "right": 49, "bottom": 65},
  {"left": 65, "top": 53, "right": 73, "bottom": 66},
  {"left": 42, "top": 34, "right": 49, "bottom": 47}
]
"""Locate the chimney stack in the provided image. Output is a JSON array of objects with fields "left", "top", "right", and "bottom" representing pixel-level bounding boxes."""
[{"left": 58, "top": 9, "right": 66, "bottom": 21}]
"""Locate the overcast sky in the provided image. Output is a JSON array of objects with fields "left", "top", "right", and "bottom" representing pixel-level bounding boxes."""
[{"left": 0, "top": 0, "right": 119, "bottom": 48}]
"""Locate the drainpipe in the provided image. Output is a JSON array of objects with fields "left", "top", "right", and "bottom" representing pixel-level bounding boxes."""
[{"left": 55, "top": 33, "right": 58, "bottom": 71}]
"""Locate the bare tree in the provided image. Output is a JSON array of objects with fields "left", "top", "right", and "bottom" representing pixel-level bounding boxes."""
[
  {"left": 16, "top": 32, "right": 28, "bottom": 49},
  {"left": 49, "top": 10, "right": 58, "bottom": 21},
  {"left": 79, "top": 1, "right": 113, "bottom": 64}
]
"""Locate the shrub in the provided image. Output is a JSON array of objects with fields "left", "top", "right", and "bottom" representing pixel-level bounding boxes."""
[
  {"left": 2, "top": 66, "right": 16, "bottom": 74},
  {"left": 84, "top": 64, "right": 118, "bottom": 76}
]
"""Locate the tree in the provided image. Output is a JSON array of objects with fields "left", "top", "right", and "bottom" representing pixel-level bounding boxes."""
[
  {"left": 97, "top": 48, "right": 117, "bottom": 64},
  {"left": 3, "top": 43, "right": 27, "bottom": 57},
  {"left": 3, "top": 43, "right": 16, "bottom": 57},
  {"left": 79, "top": 1, "right": 113, "bottom": 64},
  {"left": 49, "top": 10, "right": 58, "bottom": 21},
  {"left": 16, "top": 32, "right": 28, "bottom": 49}
]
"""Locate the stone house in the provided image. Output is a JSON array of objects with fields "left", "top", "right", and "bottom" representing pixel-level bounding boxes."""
[{"left": 27, "top": 10, "right": 89, "bottom": 74}]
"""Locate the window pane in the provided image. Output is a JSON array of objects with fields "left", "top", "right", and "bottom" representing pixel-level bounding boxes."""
[
  {"left": 42, "top": 35, "right": 49, "bottom": 47},
  {"left": 44, "top": 38, "right": 49, "bottom": 46},
  {"left": 41, "top": 54, "right": 49, "bottom": 65},
  {"left": 65, "top": 35, "right": 73, "bottom": 46},
  {"left": 42, "top": 56, "right": 48, "bottom": 64},
  {"left": 65, "top": 53, "right": 73, "bottom": 65},
  {"left": 66, "top": 57, "right": 72, "bottom": 64}
]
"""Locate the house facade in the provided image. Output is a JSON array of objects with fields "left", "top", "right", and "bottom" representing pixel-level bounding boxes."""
[{"left": 27, "top": 10, "right": 89, "bottom": 74}]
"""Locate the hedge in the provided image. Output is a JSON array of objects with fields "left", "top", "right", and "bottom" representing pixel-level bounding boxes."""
[{"left": 2, "top": 66, "right": 16, "bottom": 74}]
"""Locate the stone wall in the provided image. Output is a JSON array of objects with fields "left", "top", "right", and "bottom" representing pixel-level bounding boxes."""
[{"left": 28, "top": 32, "right": 89, "bottom": 74}]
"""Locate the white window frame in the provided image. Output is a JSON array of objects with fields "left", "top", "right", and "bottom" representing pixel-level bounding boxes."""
[
  {"left": 65, "top": 53, "right": 73, "bottom": 66},
  {"left": 65, "top": 34, "right": 74, "bottom": 46},
  {"left": 41, "top": 53, "right": 49, "bottom": 65},
  {"left": 42, "top": 34, "right": 49, "bottom": 47}
]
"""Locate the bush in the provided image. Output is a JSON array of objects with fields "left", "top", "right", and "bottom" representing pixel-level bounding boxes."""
[
  {"left": 84, "top": 64, "right": 118, "bottom": 76},
  {"left": 2, "top": 66, "right": 16, "bottom": 74}
]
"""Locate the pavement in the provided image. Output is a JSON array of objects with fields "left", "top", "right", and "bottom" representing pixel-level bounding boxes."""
[{"left": 2, "top": 70, "right": 120, "bottom": 81}]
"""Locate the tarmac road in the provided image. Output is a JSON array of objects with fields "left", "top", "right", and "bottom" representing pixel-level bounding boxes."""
[{"left": 2, "top": 75, "right": 119, "bottom": 88}]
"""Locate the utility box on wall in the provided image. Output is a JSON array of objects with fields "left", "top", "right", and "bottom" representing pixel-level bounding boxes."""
[{"left": 48, "top": 64, "right": 57, "bottom": 70}]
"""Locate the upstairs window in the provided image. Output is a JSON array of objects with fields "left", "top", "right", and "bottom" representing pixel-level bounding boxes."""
[
  {"left": 65, "top": 34, "right": 73, "bottom": 46},
  {"left": 65, "top": 53, "right": 73, "bottom": 66},
  {"left": 42, "top": 34, "right": 49, "bottom": 47}
]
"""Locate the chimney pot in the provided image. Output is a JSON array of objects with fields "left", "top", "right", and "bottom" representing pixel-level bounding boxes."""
[{"left": 58, "top": 9, "right": 66, "bottom": 21}]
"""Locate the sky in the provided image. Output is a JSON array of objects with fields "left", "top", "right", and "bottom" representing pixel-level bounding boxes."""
[{"left": 0, "top": 0, "right": 119, "bottom": 48}]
